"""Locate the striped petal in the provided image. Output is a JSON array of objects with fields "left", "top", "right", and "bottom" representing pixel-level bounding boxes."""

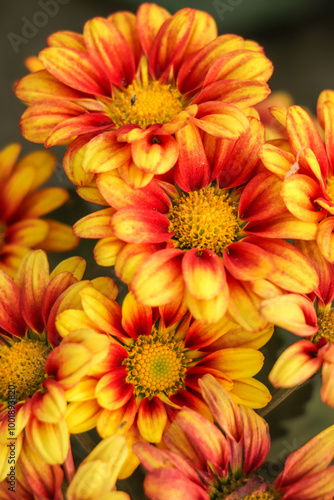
[
  {"left": 0, "top": 270, "right": 26, "bottom": 337},
  {"left": 260, "top": 294, "right": 318, "bottom": 337},
  {"left": 82, "top": 132, "right": 131, "bottom": 174},
  {"left": 96, "top": 367, "right": 133, "bottom": 410},
  {"left": 131, "top": 134, "right": 179, "bottom": 175},
  {"left": 39, "top": 47, "right": 108, "bottom": 95},
  {"left": 223, "top": 241, "right": 273, "bottom": 281},
  {"left": 25, "top": 417, "right": 69, "bottom": 465},
  {"left": 174, "top": 123, "right": 210, "bottom": 192},
  {"left": 138, "top": 397, "right": 167, "bottom": 443},
  {"left": 193, "top": 102, "right": 249, "bottom": 140},
  {"left": 132, "top": 249, "right": 185, "bottom": 306},
  {"left": 121, "top": 291, "right": 153, "bottom": 339},
  {"left": 317, "top": 217, "right": 334, "bottom": 263},
  {"left": 144, "top": 469, "right": 208, "bottom": 500},
  {"left": 83, "top": 17, "right": 135, "bottom": 88},
  {"left": 37, "top": 220, "right": 79, "bottom": 252},
  {"left": 74, "top": 208, "right": 115, "bottom": 239},
  {"left": 136, "top": 3, "right": 170, "bottom": 57},
  {"left": 111, "top": 207, "right": 171, "bottom": 243}
]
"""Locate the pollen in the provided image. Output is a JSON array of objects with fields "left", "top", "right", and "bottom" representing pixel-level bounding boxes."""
[
  {"left": 315, "top": 310, "right": 334, "bottom": 344},
  {"left": 123, "top": 329, "right": 188, "bottom": 399},
  {"left": 108, "top": 80, "right": 184, "bottom": 129},
  {"left": 210, "top": 477, "right": 279, "bottom": 500},
  {"left": 168, "top": 186, "right": 241, "bottom": 255},
  {"left": 0, "top": 339, "right": 51, "bottom": 402}
]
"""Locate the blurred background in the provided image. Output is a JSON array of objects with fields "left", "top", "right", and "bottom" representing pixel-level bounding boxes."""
[{"left": 1, "top": 0, "right": 334, "bottom": 497}]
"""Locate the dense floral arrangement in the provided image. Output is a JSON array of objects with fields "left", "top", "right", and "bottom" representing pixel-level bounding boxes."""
[{"left": 0, "top": 3, "right": 334, "bottom": 499}]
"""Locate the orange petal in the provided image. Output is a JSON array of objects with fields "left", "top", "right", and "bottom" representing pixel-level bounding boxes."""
[
  {"left": 74, "top": 208, "right": 115, "bottom": 239},
  {"left": 111, "top": 207, "right": 171, "bottom": 244},
  {"left": 260, "top": 294, "right": 318, "bottom": 337},
  {"left": 174, "top": 122, "right": 210, "bottom": 192},
  {"left": 193, "top": 102, "right": 249, "bottom": 140},
  {"left": 108, "top": 11, "right": 142, "bottom": 65},
  {"left": 195, "top": 80, "right": 270, "bottom": 110},
  {"left": 83, "top": 17, "right": 135, "bottom": 87},
  {"left": 286, "top": 106, "right": 329, "bottom": 179},
  {"left": 131, "top": 134, "right": 179, "bottom": 175},
  {"left": 182, "top": 249, "right": 225, "bottom": 300},
  {"left": 132, "top": 249, "right": 185, "bottom": 306},
  {"left": 37, "top": 220, "right": 79, "bottom": 252},
  {"left": 0, "top": 270, "right": 26, "bottom": 337},
  {"left": 25, "top": 417, "right": 69, "bottom": 464},
  {"left": 114, "top": 242, "right": 156, "bottom": 283},
  {"left": 20, "top": 100, "right": 86, "bottom": 144},
  {"left": 144, "top": 469, "right": 208, "bottom": 500},
  {"left": 223, "top": 241, "right": 273, "bottom": 281},
  {"left": 317, "top": 217, "right": 334, "bottom": 263},
  {"left": 136, "top": 3, "right": 170, "bottom": 57},
  {"left": 96, "top": 368, "right": 133, "bottom": 410},
  {"left": 94, "top": 237, "right": 126, "bottom": 267},
  {"left": 14, "top": 70, "right": 84, "bottom": 105},
  {"left": 118, "top": 159, "right": 154, "bottom": 189},
  {"left": 259, "top": 143, "right": 295, "bottom": 179},
  {"left": 137, "top": 397, "right": 167, "bottom": 443},
  {"left": 245, "top": 212, "right": 318, "bottom": 240},
  {"left": 39, "top": 47, "right": 108, "bottom": 95},
  {"left": 121, "top": 291, "right": 153, "bottom": 339},
  {"left": 82, "top": 131, "right": 131, "bottom": 173},
  {"left": 47, "top": 30, "right": 86, "bottom": 51},
  {"left": 31, "top": 379, "right": 67, "bottom": 423},
  {"left": 0, "top": 143, "right": 22, "bottom": 181},
  {"left": 281, "top": 175, "right": 326, "bottom": 222}
]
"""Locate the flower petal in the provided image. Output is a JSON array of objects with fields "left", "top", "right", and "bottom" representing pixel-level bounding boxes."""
[
  {"left": 138, "top": 397, "right": 167, "bottom": 443},
  {"left": 111, "top": 207, "right": 171, "bottom": 244},
  {"left": 96, "top": 367, "right": 133, "bottom": 410},
  {"left": 132, "top": 134, "right": 179, "bottom": 175}
]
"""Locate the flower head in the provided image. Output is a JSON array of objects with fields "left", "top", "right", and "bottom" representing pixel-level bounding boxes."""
[
  {"left": 134, "top": 374, "right": 334, "bottom": 500},
  {"left": 0, "top": 143, "right": 78, "bottom": 277},
  {"left": 52, "top": 287, "right": 272, "bottom": 476},
  {"left": 0, "top": 250, "right": 112, "bottom": 479},
  {"left": 15, "top": 3, "right": 273, "bottom": 185},
  {"left": 74, "top": 120, "right": 318, "bottom": 326}
]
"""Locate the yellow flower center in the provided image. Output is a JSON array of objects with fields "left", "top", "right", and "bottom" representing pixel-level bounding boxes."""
[
  {"left": 108, "top": 81, "right": 184, "bottom": 129},
  {"left": 123, "top": 330, "right": 188, "bottom": 399},
  {"left": 168, "top": 186, "right": 241, "bottom": 255},
  {"left": 315, "top": 310, "right": 334, "bottom": 343},
  {"left": 241, "top": 493, "right": 280, "bottom": 500},
  {"left": 326, "top": 175, "right": 334, "bottom": 204},
  {"left": 0, "top": 340, "right": 51, "bottom": 402}
]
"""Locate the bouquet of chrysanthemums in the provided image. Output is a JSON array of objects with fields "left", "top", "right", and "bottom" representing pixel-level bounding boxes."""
[{"left": 0, "top": 4, "right": 334, "bottom": 499}]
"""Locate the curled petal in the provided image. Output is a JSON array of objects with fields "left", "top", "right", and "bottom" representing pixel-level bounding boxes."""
[
  {"left": 260, "top": 294, "right": 318, "bottom": 337},
  {"left": 132, "top": 134, "right": 179, "bottom": 175},
  {"left": 25, "top": 417, "right": 69, "bottom": 465},
  {"left": 269, "top": 341, "right": 322, "bottom": 388}
]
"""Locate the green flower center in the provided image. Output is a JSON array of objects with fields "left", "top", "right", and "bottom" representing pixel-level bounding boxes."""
[
  {"left": 209, "top": 476, "right": 280, "bottom": 500},
  {"left": 168, "top": 186, "right": 241, "bottom": 255},
  {"left": 108, "top": 80, "right": 184, "bottom": 129},
  {"left": 123, "top": 329, "right": 188, "bottom": 399},
  {"left": 0, "top": 339, "right": 51, "bottom": 402}
]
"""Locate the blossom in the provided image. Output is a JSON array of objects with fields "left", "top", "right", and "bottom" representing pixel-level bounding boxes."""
[
  {"left": 52, "top": 288, "right": 272, "bottom": 466},
  {"left": 0, "top": 250, "right": 112, "bottom": 480},
  {"left": 134, "top": 374, "right": 334, "bottom": 500},
  {"left": 0, "top": 434, "right": 130, "bottom": 500},
  {"left": 15, "top": 3, "right": 273, "bottom": 185},
  {"left": 258, "top": 89, "right": 334, "bottom": 263},
  {"left": 0, "top": 143, "right": 78, "bottom": 277},
  {"left": 74, "top": 119, "right": 318, "bottom": 326},
  {"left": 263, "top": 240, "right": 334, "bottom": 407}
]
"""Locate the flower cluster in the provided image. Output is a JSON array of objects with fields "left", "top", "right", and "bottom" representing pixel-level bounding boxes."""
[{"left": 0, "top": 2, "right": 333, "bottom": 499}]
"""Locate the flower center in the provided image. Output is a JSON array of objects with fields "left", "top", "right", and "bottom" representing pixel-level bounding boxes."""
[
  {"left": 315, "top": 310, "right": 334, "bottom": 344},
  {"left": 0, "top": 340, "right": 51, "bottom": 402},
  {"left": 168, "top": 186, "right": 241, "bottom": 255},
  {"left": 326, "top": 175, "right": 334, "bottom": 204},
  {"left": 123, "top": 329, "right": 187, "bottom": 399},
  {"left": 108, "top": 81, "right": 184, "bottom": 129},
  {"left": 209, "top": 477, "right": 279, "bottom": 500}
]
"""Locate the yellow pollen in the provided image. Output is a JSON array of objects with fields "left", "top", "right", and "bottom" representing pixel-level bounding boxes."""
[
  {"left": 123, "top": 330, "right": 187, "bottom": 399},
  {"left": 210, "top": 478, "right": 279, "bottom": 500},
  {"left": 241, "top": 493, "right": 280, "bottom": 500},
  {"left": 168, "top": 186, "right": 241, "bottom": 255},
  {"left": 108, "top": 80, "right": 184, "bottom": 129},
  {"left": 314, "top": 310, "right": 334, "bottom": 344},
  {"left": 0, "top": 340, "right": 51, "bottom": 402},
  {"left": 326, "top": 175, "right": 334, "bottom": 204}
]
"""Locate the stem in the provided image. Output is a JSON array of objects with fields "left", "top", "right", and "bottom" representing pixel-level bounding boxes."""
[
  {"left": 257, "top": 377, "right": 314, "bottom": 418},
  {"left": 63, "top": 443, "right": 76, "bottom": 485}
]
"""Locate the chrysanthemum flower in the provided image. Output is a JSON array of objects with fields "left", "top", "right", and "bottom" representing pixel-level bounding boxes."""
[
  {"left": 0, "top": 143, "right": 78, "bottom": 277},
  {"left": 258, "top": 90, "right": 334, "bottom": 263},
  {"left": 0, "top": 434, "right": 130, "bottom": 500},
  {"left": 262, "top": 240, "right": 334, "bottom": 407},
  {"left": 52, "top": 288, "right": 272, "bottom": 456},
  {"left": 134, "top": 374, "right": 334, "bottom": 500},
  {"left": 0, "top": 250, "right": 112, "bottom": 480},
  {"left": 15, "top": 3, "right": 273, "bottom": 185},
  {"left": 74, "top": 119, "right": 318, "bottom": 326}
]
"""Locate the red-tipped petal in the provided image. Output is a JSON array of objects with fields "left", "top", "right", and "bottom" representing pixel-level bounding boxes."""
[{"left": 138, "top": 397, "right": 168, "bottom": 443}]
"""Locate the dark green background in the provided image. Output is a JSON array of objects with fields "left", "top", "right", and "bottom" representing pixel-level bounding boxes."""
[{"left": 1, "top": 1, "right": 334, "bottom": 497}]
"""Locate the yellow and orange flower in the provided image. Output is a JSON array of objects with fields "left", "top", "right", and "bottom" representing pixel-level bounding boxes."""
[
  {"left": 15, "top": 3, "right": 273, "bottom": 185},
  {"left": 0, "top": 250, "right": 113, "bottom": 480},
  {"left": 258, "top": 90, "right": 334, "bottom": 263},
  {"left": 262, "top": 240, "right": 334, "bottom": 407},
  {"left": 0, "top": 143, "right": 78, "bottom": 277},
  {"left": 74, "top": 121, "right": 318, "bottom": 326},
  {"left": 0, "top": 435, "right": 130, "bottom": 500},
  {"left": 134, "top": 375, "right": 334, "bottom": 500},
  {"left": 51, "top": 288, "right": 272, "bottom": 458}
]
